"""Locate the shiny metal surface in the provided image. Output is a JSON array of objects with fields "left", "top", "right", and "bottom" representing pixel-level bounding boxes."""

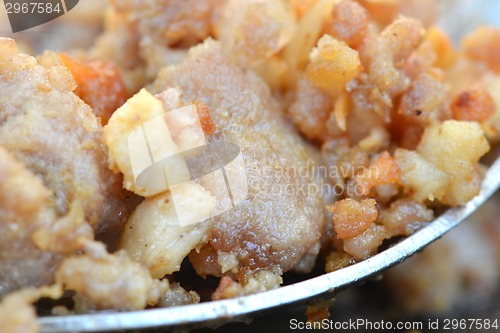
[{"left": 39, "top": 156, "right": 500, "bottom": 332}]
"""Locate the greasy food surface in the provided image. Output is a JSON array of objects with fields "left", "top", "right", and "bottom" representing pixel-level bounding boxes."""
[
  {"left": 0, "top": 39, "right": 129, "bottom": 233},
  {"left": 0, "top": 0, "right": 499, "bottom": 330},
  {"left": 150, "top": 40, "right": 330, "bottom": 276}
]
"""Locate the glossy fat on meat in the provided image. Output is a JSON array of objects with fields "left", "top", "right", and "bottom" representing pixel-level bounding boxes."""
[
  {"left": 151, "top": 39, "right": 331, "bottom": 275},
  {"left": 0, "top": 38, "right": 129, "bottom": 233}
]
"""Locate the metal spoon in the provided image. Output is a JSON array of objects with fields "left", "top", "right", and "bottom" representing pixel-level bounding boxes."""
[{"left": 38, "top": 154, "right": 500, "bottom": 333}]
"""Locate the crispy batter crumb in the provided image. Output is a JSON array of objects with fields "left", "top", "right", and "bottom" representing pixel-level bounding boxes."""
[
  {"left": 328, "top": 198, "right": 378, "bottom": 239},
  {"left": 55, "top": 247, "right": 169, "bottom": 311},
  {"left": 212, "top": 270, "right": 282, "bottom": 300},
  {"left": 451, "top": 84, "right": 496, "bottom": 122},
  {"left": 306, "top": 34, "right": 362, "bottom": 94},
  {"left": 325, "top": 251, "right": 354, "bottom": 272},
  {"left": 325, "top": 0, "right": 369, "bottom": 48},
  {"left": 355, "top": 151, "right": 399, "bottom": 195}
]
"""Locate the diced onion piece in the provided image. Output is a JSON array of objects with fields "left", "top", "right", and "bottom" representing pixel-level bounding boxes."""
[{"left": 305, "top": 34, "right": 362, "bottom": 94}]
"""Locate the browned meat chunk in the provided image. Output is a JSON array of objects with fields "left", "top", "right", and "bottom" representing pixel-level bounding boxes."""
[
  {"left": 150, "top": 40, "right": 330, "bottom": 277},
  {"left": 0, "top": 38, "right": 130, "bottom": 296},
  {"left": 0, "top": 38, "right": 129, "bottom": 233}
]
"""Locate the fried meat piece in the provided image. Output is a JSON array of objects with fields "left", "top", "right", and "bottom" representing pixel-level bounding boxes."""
[
  {"left": 0, "top": 38, "right": 129, "bottom": 233},
  {"left": 55, "top": 243, "right": 169, "bottom": 311},
  {"left": 287, "top": 75, "right": 333, "bottom": 142},
  {"left": 0, "top": 147, "right": 61, "bottom": 297},
  {"left": 150, "top": 40, "right": 331, "bottom": 279},
  {"left": 0, "top": 145, "right": 90, "bottom": 297}
]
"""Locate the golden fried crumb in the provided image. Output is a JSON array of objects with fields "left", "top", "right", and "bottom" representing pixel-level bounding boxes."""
[
  {"left": 328, "top": 198, "right": 378, "bottom": 239},
  {"left": 355, "top": 151, "right": 399, "bottom": 195},
  {"left": 55, "top": 247, "right": 169, "bottom": 311},
  {"left": 325, "top": 0, "right": 369, "bottom": 48},
  {"left": 306, "top": 34, "right": 362, "bottom": 94},
  {"left": 451, "top": 84, "right": 496, "bottom": 122}
]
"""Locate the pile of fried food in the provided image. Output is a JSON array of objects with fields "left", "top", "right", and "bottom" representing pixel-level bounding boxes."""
[{"left": 1, "top": 0, "right": 500, "bottom": 331}]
